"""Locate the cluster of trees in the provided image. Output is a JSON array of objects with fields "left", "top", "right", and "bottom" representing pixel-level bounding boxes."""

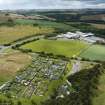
[
  {"left": 45, "top": 13, "right": 81, "bottom": 22},
  {"left": 42, "top": 64, "right": 105, "bottom": 105},
  {"left": 4, "top": 34, "right": 42, "bottom": 46},
  {"left": 38, "top": 52, "right": 69, "bottom": 61},
  {"left": 0, "top": 18, "right": 15, "bottom": 27},
  {"left": 12, "top": 38, "right": 39, "bottom": 50},
  {"left": 69, "top": 22, "right": 105, "bottom": 38},
  {"left": 95, "top": 40, "right": 105, "bottom": 45},
  {"left": 0, "top": 62, "right": 105, "bottom": 105},
  {"left": 43, "top": 11, "right": 105, "bottom": 24}
]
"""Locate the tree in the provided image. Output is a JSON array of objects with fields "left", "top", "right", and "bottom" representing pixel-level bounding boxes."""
[{"left": 17, "top": 101, "right": 22, "bottom": 105}]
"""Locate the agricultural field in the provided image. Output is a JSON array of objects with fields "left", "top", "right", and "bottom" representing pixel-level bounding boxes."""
[
  {"left": 91, "top": 23, "right": 105, "bottom": 29},
  {"left": 21, "top": 39, "right": 89, "bottom": 58},
  {"left": 15, "top": 19, "right": 76, "bottom": 31},
  {"left": 80, "top": 14, "right": 105, "bottom": 21},
  {"left": 80, "top": 45, "right": 105, "bottom": 61},
  {"left": 0, "top": 25, "right": 54, "bottom": 44},
  {"left": 0, "top": 9, "right": 105, "bottom": 105},
  {"left": 0, "top": 51, "right": 32, "bottom": 85}
]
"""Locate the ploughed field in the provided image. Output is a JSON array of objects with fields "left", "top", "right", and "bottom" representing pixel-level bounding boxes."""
[
  {"left": 20, "top": 39, "right": 89, "bottom": 58},
  {"left": 80, "top": 45, "right": 105, "bottom": 61}
]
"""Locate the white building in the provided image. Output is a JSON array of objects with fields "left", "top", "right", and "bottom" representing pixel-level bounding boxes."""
[
  {"left": 76, "top": 31, "right": 94, "bottom": 37},
  {"left": 57, "top": 32, "right": 79, "bottom": 39},
  {"left": 56, "top": 31, "right": 104, "bottom": 43}
]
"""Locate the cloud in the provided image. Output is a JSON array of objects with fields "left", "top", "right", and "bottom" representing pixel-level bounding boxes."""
[{"left": 0, "top": 0, "right": 105, "bottom": 10}]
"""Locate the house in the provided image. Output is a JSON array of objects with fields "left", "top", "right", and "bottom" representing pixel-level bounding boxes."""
[
  {"left": 56, "top": 31, "right": 105, "bottom": 43},
  {"left": 57, "top": 32, "right": 79, "bottom": 39}
]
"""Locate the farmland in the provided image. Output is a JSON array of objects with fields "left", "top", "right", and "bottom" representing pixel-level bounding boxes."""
[
  {"left": 0, "top": 9, "right": 105, "bottom": 105},
  {"left": 91, "top": 23, "right": 105, "bottom": 29},
  {"left": 0, "top": 51, "right": 32, "bottom": 85},
  {"left": 0, "top": 18, "right": 76, "bottom": 45},
  {"left": 80, "top": 45, "right": 105, "bottom": 61},
  {"left": 15, "top": 19, "right": 76, "bottom": 31},
  {"left": 21, "top": 39, "right": 89, "bottom": 58},
  {"left": 80, "top": 14, "right": 105, "bottom": 21},
  {"left": 0, "top": 25, "right": 54, "bottom": 44}
]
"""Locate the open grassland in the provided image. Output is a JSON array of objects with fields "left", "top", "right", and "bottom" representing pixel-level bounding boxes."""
[
  {"left": 80, "top": 45, "right": 105, "bottom": 61},
  {"left": 92, "top": 69, "right": 105, "bottom": 105},
  {"left": 0, "top": 25, "right": 54, "bottom": 44},
  {"left": 21, "top": 39, "right": 89, "bottom": 58},
  {"left": 0, "top": 51, "right": 32, "bottom": 85}
]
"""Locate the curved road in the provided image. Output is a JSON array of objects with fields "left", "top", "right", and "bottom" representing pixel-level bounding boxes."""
[
  {"left": 71, "top": 60, "right": 81, "bottom": 74},
  {"left": 0, "top": 35, "right": 44, "bottom": 54}
]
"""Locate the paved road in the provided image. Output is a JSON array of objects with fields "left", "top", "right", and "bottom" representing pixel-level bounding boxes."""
[
  {"left": 71, "top": 60, "right": 81, "bottom": 74},
  {"left": 0, "top": 35, "right": 44, "bottom": 54},
  {"left": 0, "top": 46, "right": 9, "bottom": 53}
]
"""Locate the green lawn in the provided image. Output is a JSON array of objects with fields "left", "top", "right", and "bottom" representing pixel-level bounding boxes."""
[
  {"left": 80, "top": 45, "right": 105, "bottom": 61},
  {"left": 21, "top": 39, "right": 89, "bottom": 58}
]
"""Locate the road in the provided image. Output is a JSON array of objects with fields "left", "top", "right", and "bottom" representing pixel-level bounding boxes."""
[
  {"left": 0, "top": 35, "right": 44, "bottom": 54},
  {"left": 71, "top": 60, "right": 81, "bottom": 74},
  {"left": 0, "top": 45, "right": 9, "bottom": 53}
]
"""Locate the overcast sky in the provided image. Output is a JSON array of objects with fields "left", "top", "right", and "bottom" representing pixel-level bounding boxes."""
[{"left": 0, "top": 0, "right": 105, "bottom": 10}]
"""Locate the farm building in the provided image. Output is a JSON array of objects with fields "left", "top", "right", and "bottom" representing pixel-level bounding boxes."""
[
  {"left": 57, "top": 31, "right": 94, "bottom": 39},
  {"left": 56, "top": 31, "right": 104, "bottom": 43}
]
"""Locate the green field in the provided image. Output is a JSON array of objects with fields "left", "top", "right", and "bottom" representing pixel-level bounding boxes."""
[
  {"left": 0, "top": 19, "right": 76, "bottom": 44},
  {"left": 0, "top": 25, "right": 54, "bottom": 44},
  {"left": 15, "top": 19, "right": 76, "bottom": 31},
  {"left": 92, "top": 70, "right": 105, "bottom": 105},
  {"left": 80, "top": 45, "right": 105, "bottom": 61},
  {"left": 21, "top": 39, "right": 89, "bottom": 58}
]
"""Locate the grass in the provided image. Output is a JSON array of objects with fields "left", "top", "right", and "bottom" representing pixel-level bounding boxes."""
[
  {"left": 21, "top": 39, "right": 89, "bottom": 58},
  {"left": 15, "top": 19, "right": 76, "bottom": 31},
  {"left": 0, "top": 51, "right": 32, "bottom": 85},
  {"left": 92, "top": 69, "right": 105, "bottom": 105},
  {"left": 80, "top": 45, "right": 105, "bottom": 61},
  {"left": 0, "top": 25, "right": 54, "bottom": 44},
  {"left": 91, "top": 23, "right": 105, "bottom": 29},
  {"left": 15, "top": 19, "right": 36, "bottom": 25}
]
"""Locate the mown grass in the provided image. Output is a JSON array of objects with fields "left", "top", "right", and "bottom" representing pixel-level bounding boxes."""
[
  {"left": 21, "top": 39, "right": 89, "bottom": 58},
  {"left": 0, "top": 25, "right": 54, "bottom": 44},
  {"left": 80, "top": 45, "right": 105, "bottom": 61}
]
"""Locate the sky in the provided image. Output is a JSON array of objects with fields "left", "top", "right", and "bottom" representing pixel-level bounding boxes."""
[{"left": 0, "top": 0, "right": 105, "bottom": 10}]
